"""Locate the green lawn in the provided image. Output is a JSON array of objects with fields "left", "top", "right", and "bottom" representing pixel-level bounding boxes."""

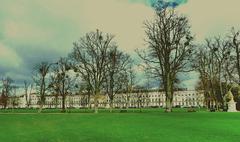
[{"left": 0, "top": 109, "right": 240, "bottom": 142}]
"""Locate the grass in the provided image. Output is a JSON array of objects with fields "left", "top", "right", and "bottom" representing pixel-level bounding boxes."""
[{"left": 0, "top": 109, "right": 240, "bottom": 142}]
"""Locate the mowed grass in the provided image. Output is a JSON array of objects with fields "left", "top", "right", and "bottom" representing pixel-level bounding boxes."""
[{"left": 0, "top": 109, "right": 240, "bottom": 142}]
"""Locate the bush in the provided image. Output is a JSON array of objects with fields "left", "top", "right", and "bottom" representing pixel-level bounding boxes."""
[
  {"left": 210, "top": 108, "right": 216, "bottom": 112},
  {"left": 150, "top": 106, "right": 160, "bottom": 108},
  {"left": 187, "top": 108, "right": 196, "bottom": 112},
  {"left": 236, "top": 100, "right": 240, "bottom": 111},
  {"left": 222, "top": 106, "right": 228, "bottom": 112},
  {"left": 174, "top": 105, "right": 181, "bottom": 108},
  {"left": 120, "top": 109, "right": 127, "bottom": 113}
]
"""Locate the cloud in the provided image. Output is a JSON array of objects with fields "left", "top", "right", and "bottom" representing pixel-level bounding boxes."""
[
  {"left": 177, "top": 0, "right": 240, "bottom": 42},
  {"left": 0, "top": 0, "right": 240, "bottom": 90},
  {"left": 129, "top": 0, "right": 188, "bottom": 8},
  {"left": 178, "top": 72, "right": 199, "bottom": 90},
  {"left": 80, "top": 0, "right": 154, "bottom": 53},
  {"left": 4, "top": 21, "right": 54, "bottom": 41},
  {"left": 0, "top": 0, "right": 155, "bottom": 86},
  {"left": 0, "top": 42, "right": 22, "bottom": 69}
]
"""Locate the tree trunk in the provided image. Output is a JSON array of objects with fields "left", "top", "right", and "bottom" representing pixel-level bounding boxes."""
[
  {"left": 94, "top": 97, "right": 98, "bottom": 113},
  {"left": 165, "top": 97, "right": 172, "bottom": 112},
  {"left": 165, "top": 73, "right": 173, "bottom": 112},
  {"left": 236, "top": 46, "right": 240, "bottom": 84},
  {"left": 28, "top": 94, "right": 31, "bottom": 108},
  {"left": 39, "top": 78, "right": 45, "bottom": 113},
  {"left": 87, "top": 93, "right": 91, "bottom": 109},
  {"left": 218, "top": 66, "right": 224, "bottom": 110},
  {"left": 109, "top": 99, "right": 113, "bottom": 113},
  {"left": 94, "top": 90, "right": 99, "bottom": 113},
  {"left": 126, "top": 94, "right": 130, "bottom": 111},
  {"left": 62, "top": 95, "right": 66, "bottom": 112},
  {"left": 4, "top": 101, "right": 7, "bottom": 109},
  {"left": 25, "top": 95, "right": 28, "bottom": 108},
  {"left": 38, "top": 103, "right": 43, "bottom": 113},
  {"left": 55, "top": 95, "right": 58, "bottom": 109}
]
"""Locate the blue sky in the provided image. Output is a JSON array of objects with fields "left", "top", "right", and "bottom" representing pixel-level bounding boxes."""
[{"left": 1, "top": 0, "right": 240, "bottom": 89}]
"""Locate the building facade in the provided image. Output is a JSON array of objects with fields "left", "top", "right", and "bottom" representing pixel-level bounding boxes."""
[
  {"left": 113, "top": 90, "right": 204, "bottom": 108},
  {"left": 2, "top": 90, "right": 205, "bottom": 109}
]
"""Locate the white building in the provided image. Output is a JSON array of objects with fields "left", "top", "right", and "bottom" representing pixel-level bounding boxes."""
[
  {"left": 3, "top": 90, "right": 204, "bottom": 109},
  {"left": 113, "top": 90, "right": 204, "bottom": 108}
]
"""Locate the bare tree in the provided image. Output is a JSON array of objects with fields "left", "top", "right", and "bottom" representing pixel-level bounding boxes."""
[
  {"left": 137, "top": 6, "right": 194, "bottom": 112},
  {"left": 194, "top": 37, "right": 231, "bottom": 110},
  {"left": 104, "top": 47, "right": 131, "bottom": 112},
  {"left": 0, "top": 77, "right": 14, "bottom": 109},
  {"left": 206, "top": 37, "right": 230, "bottom": 109},
  {"left": 225, "top": 28, "right": 240, "bottom": 110},
  {"left": 49, "top": 74, "right": 60, "bottom": 109},
  {"left": 193, "top": 46, "right": 212, "bottom": 108},
  {"left": 135, "top": 85, "right": 144, "bottom": 112},
  {"left": 143, "top": 68, "right": 153, "bottom": 107},
  {"left": 77, "top": 80, "right": 92, "bottom": 109},
  {"left": 23, "top": 80, "right": 33, "bottom": 108},
  {"left": 49, "top": 57, "right": 73, "bottom": 112},
  {"left": 122, "top": 61, "right": 136, "bottom": 110},
  {"left": 70, "top": 29, "right": 115, "bottom": 113},
  {"left": 228, "top": 28, "right": 240, "bottom": 84},
  {"left": 33, "top": 62, "right": 52, "bottom": 113}
]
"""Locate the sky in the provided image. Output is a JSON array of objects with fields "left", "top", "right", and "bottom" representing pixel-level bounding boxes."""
[{"left": 1, "top": 0, "right": 240, "bottom": 90}]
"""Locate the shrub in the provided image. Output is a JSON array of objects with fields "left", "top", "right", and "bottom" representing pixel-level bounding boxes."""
[{"left": 187, "top": 108, "right": 196, "bottom": 112}]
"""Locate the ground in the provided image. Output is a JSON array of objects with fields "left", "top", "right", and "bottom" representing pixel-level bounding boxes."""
[{"left": 0, "top": 109, "right": 240, "bottom": 142}]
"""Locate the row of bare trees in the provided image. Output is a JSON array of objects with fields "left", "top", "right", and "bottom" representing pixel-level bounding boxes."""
[
  {"left": 30, "top": 30, "right": 134, "bottom": 113},
  {"left": 0, "top": 77, "right": 33, "bottom": 109},
  {"left": 138, "top": 2, "right": 240, "bottom": 111},
  {"left": 2, "top": 0, "right": 240, "bottom": 113},
  {"left": 0, "top": 0, "right": 196, "bottom": 112},
  {"left": 194, "top": 28, "right": 240, "bottom": 110},
  {"left": 0, "top": 0, "right": 188, "bottom": 113},
  {"left": 69, "top": 30, "right": 134, "bottom": 113}
]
